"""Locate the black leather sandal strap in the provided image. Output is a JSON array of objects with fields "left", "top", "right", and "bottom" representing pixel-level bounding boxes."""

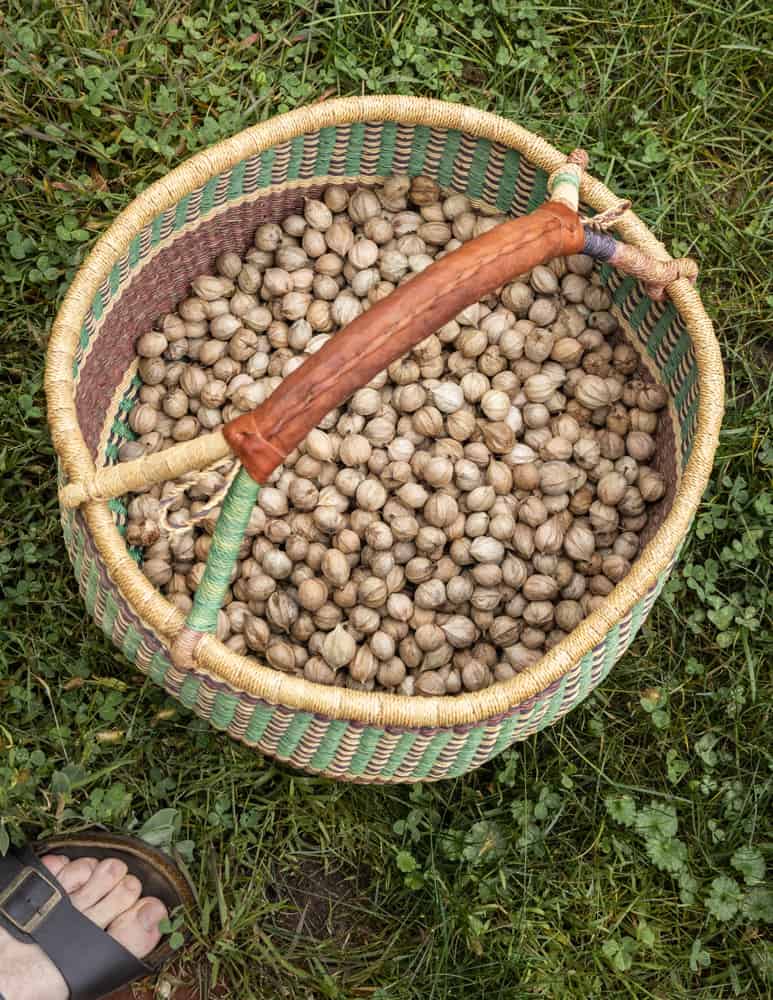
[{"left": 0, "top": 847, "right": 151, "bottom": 1000}]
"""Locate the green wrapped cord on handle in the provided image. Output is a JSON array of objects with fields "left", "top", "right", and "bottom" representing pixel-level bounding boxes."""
[{"left": 171, "top": 466, "right": 259, "bottom": 665}]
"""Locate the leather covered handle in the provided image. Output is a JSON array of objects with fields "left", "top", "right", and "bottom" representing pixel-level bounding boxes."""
[{"left": 223, "top": 201, "right": 584, "bottom": 483}]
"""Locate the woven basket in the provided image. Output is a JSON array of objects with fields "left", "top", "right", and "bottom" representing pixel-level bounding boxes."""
[{"left": 46, "top": 97, "right": 723, "bottom": 783}]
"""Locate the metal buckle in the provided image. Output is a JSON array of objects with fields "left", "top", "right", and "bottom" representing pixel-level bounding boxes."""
[{"left": 0, "top": 867, "right": 62, "bottom": 934}]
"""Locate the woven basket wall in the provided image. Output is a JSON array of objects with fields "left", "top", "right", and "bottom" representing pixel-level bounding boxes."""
[{"left": 46, "top": 97, "right": 723, "bottom": 782}]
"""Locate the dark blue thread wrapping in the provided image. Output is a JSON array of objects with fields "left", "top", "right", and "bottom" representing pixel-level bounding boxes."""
[{"left": 583, "top": 227, "right": 617, "bottom": 262}]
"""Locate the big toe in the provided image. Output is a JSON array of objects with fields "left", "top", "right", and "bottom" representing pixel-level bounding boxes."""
[{"left": 108, "top": 897, "right": 168, "bottom": 960}]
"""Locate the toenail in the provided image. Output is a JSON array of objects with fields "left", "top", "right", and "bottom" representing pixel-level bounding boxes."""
[
  {"left": 139, "top": 899, "right": 167, "bottom": 932},
  {"left": 107, "top": 859, "right": 127, "bottom": 877},
  {"left": 122, "top": 874, "right": 141, "bottom": 894}
]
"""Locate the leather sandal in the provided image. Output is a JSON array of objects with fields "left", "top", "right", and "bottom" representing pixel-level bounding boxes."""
[{"left": 0, "top": 831, "right": 196, "bottom": 1000}]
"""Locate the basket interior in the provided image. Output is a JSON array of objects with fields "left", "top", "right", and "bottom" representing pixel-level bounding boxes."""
[{"left": 68, "top": 122, "right": 699, "bottom": 558}]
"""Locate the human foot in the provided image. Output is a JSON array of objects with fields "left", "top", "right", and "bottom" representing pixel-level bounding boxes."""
[{"left": 0, "top": 853, "right": 168, "bottom": 1000}]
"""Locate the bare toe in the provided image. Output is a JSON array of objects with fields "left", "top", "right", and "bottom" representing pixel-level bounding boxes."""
[
  {"left": 85, "top": 873, "right": 142, "bottom": 928},
  {"left": 108, "top": 897, "right": 168, "bottom": 959},
  {"left": 40, "top": 854, "right": 69, "bottom": 878},
  {"left": 69, "top": 857, "right": 128, "bottom": 911},
  {"left": 54, "top": 857, "right": 98, "bottom": 894}
]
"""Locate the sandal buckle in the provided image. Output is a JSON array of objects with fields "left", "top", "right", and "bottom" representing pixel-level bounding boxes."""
[{"left": 0, "top": 866, "right": 62, "bottom": 934}]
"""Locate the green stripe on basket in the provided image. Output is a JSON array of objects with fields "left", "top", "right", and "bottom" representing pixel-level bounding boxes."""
[
  {"left": 288, "top": 134, "right": 306, "bottom": 180},
  {"left": 211, "top": 691, "right": 239, "bottom": 729},
  {"left": 345, "top": 122, "right": 366, "bottom": 175},
  {"left": 496, "top": 148, "right": 521, "bottom": 213},
  {"left": 199, "top": 175, "right": 219, "bottom": 217},
  {"left": 84, "top": 561, "right": 99, "bottom": 615},
  {"left": 314, "top": 126, "right": 338, "bottom": 176},
  {"left": 227, "top": 161, "right": 246, "bottom": 202},
  {"left": 466, "top": 140, "right": 491, "bottom": 201},
  {"left": 446, "top": 726, "right": 487, "bottom": 778},
  {"left": 178, "top": 673, "right": 201, "bottom": 710},
  {"left": 379, "top": 732, "right": 419, "bottom": 779},
  {"left": 150, "top": 214, "right": 163, "bottom": 247},
  {"left": 109, "top": 264, "right": 121, "bottom": 296},
  {"left": 276, "top": 712, "right": 313, "bottom": 759},
  {"left": 129, "top": 234, "right": 142, "bottom": 268},
  {"left": 662, "top": 332, "right": 691, "bottom": 384},
  {"left": 408, "top": 124, "right": 432, "bottom": 176},
  {"left": 412, "top": 730, "right": 455, "bottom": 779},
  {"left": 576, "top": 649, "right": 597, "bottom": 702},
  {"left": 148, "top": 649, "right": 170, "bottom": 685},
  {"left": 376, "top": 122, "right": 399, "bottom": 176},
  {"left": 646, "top": 302, "right": 678, "bottom": 359},
  {"left": 602, "top": 625, "right": 621, "bottom": 674},
  {"left": 490, "top": 712, "right": 521, "bottom": 759},
  {"left": 122, "top": 624, "right": 142, "bottom": 664},
  {"left": 525, "top": 167, "right": 549, "bottom": 212},
  {"left": 681, "top": 398, "right": 698, "bottom": 466},
  {"left": 348, "top": 726, "right": 385, "bottom": 777},
  {"left": 71, "top": 536, "right": 84, "bottom": 583},
  {"left": 674, "top": 364, "right": 697, "bottom": 414},
  {"left": 628, "top": 295, "right": 652, "bottom": 332},
  {"left": 101, "top": 591, "right": 119, "bottom": 640},
  {"left": 538, "top": 673, "right": 569, "bottom": 729},
  {"left": 174, "top": 195, "right": 191, "bottom": 232},
  {"left": 258, "top": 149, "right": 275, "bottom": 187},
  {"left": 61, "top": 508, "right": 73, "bottom": 546},
  {"left": 308, "top": 719, "right": 350, "bottom": 771},
  {"left": 436, "top": 130, "right": 462, "bottom": 188},
  {"left": 92, "top": 291, "right": 104, "bottom": 322},
  {"left": 612, "top": 276, "right": 636, "bottom": 306},
  {"left": 629, "top": 596, "right": 645, "bottom": 638},
  {"left": 244, "top": 702, "right": 275, "bottom": 744}
]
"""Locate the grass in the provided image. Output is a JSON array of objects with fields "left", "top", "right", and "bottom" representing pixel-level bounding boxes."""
[{"left": 0, "top": 1, "right": 771, "bottom": 997}]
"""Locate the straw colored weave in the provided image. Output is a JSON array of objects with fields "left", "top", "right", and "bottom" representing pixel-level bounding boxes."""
[{"left": 46, "top": 97, "right": 724, "bottom": 782}]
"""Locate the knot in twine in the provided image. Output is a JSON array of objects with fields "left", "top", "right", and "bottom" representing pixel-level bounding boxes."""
[
  {"left": 158, "top": 457, "right": 241, "bottom": 534},
  {"left": 580, "top": 200, "right": 632, "bottom": 232}
]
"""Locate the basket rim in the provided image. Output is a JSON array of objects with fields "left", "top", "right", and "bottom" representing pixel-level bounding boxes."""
[{"left": 46, "top": 95, "right": 724, "bottom": 730}]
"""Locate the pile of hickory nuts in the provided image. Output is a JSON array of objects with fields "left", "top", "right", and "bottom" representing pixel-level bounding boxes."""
[{"left": 121, "top": 175, "right": 668, "bottom": 697}]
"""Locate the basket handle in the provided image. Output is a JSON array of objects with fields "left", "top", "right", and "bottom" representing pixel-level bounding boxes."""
[
  {"left": 222, "top": 199, "right": 584, "bottom": 484},
  {"left": 58, "top": 149, "right": 698, "bottom": 511}
]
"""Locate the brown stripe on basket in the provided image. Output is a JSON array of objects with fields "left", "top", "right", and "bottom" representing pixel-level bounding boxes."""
[
  {"left": 450, "top": 132, "right": 478, "bottom": 194},
  {"left": 513, "top": 157, "right": 538, "bottom": 217},
  {"left": 243, "top": 154, "right": 262, "bottom": 194},
  {"left": 211, "top": 171, "right": 232, "bottom": 211},
  {"left": 469, "top": 725, "right": 502, "bottom": 771},
  {"left": 76, "top": 185, "right": 327, "bottom": 454},
  {"left": 330, "top": 123, "right": 352, "bottom": 176},
  {"left": 259, "top": 710, "right": 295, "bottom": 757},
  {"left": 186, "top": 184, "right": 205, "bottom": 227},
  {"left": 391, "top": 123, "right": 417, "bottom": 175},
  {"left": 481, "top": 142, "right": 507, "bottom": 209},
  {"left": 287, "top": 716, "right": 331, "bottom": 770},
  {"left": 226, "top": 693, "right": 259, "bottom": 740},
  {"left": 270, "top": 140, "right": 292, "bottom": 186},
  {"left": 360, "top": 122, "right": 383, "bottom": 176},
  {"left": 423, "top": 128, "right": 448, "bottom": 180},
  {"left": 307, "top": 724, "right": 361, "bottom": 777},
  {"left": 299, "top": 136, "right": 319, "bottom": 180}
]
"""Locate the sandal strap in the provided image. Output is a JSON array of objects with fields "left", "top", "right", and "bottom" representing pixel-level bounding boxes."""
[{"left": 0, "top": 847, "right": 151, "bottom": 1000}]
